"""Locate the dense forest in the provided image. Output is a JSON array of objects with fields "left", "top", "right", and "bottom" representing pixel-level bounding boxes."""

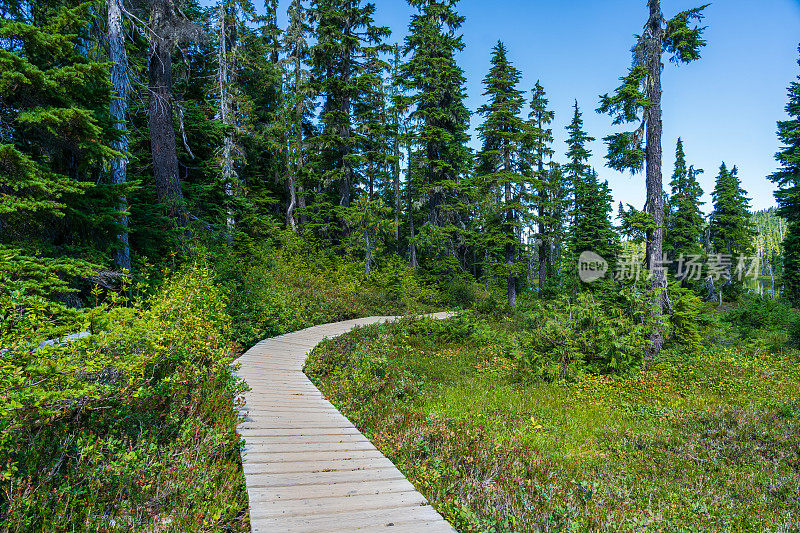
[{"left": 2, "top": 0, "right": 800, "bottom": 530}]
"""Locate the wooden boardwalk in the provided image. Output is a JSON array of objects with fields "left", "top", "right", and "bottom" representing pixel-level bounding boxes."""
[{"left": 235, "top": 315, "right": 455, "bottom": 533}]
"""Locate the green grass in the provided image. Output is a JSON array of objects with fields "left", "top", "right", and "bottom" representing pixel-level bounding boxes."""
[{"left": 305, "top": 314, "right": 800, "bottom": 532}]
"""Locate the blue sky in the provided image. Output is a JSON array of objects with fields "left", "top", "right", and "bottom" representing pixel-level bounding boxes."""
[{"left": 268, "top": 0, "right": 800, "bottom": 213}]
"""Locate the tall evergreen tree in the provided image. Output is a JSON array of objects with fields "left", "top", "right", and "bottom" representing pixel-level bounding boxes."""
[
  {"left": 0, "top": 0, "right": 118, "bottom": 311},
  {"left": 565, "top": 101, "right": 593, "bottom": 184},
  {"left": 283, "top": 0, "right": 314, "bottom": 230},
  {"left": 216, "top": 0, "right": 257, "bottom": 239},
  {"left": 309, "top": 0, "right": 390, "bottom": 221},
  {"left": 597, "top": 0, "right": 708, "bottom": 356},
  {"left": 572, "top": 169, "right": 619, "bottom": 274},
  {"left": 400, "top": 0, "right": 471, "bottom": 269},
  {"left": 147, "top": 0, "right": 202, "bottom": 232},
  {"left": 664, "top": 138, "right": 705, "bottom": 282},
  {"left": 476, "top": 41, "right": 529, "bottom": 308},
  {"left": 710, "top": 163, "right": 755, "bottom": 258},
  {"left": 525, "top": 82, "right": 559, "bottom": 292},
  {"left": 564, "top": 101, "right": 593, "bottom": 227},
  {"left": 564, "top": 103, "right": 618, "bottom": 284},
  {"left": 769, "top": 45, "right": 800, "bottom": 305}
]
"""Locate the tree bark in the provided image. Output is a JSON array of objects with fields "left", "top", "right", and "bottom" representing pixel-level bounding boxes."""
[
  {"left": 218, "top": 5, "right": 238, "bottom": 240},
  {"left": 646, "top": 0, "right": 665, "bottom": 358},
  {"left": 504, "top": 141, "right": 516, "bottom": 309},
  {"left": 407, "top": 142, "right": 417, "bottom": 268},
  {"left": 536, "top": 124, "right": 547, "bottom": 292},
  {"left": 109, "top": 0, "right": 130, "bottom": 271},
  {"left": 148, "top": 0, "right": 187, "bottom": 230}
]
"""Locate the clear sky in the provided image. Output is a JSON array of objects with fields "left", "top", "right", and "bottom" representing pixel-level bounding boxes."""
[{"left": 268, "top": 0, "right": 800, "bottom": 213}]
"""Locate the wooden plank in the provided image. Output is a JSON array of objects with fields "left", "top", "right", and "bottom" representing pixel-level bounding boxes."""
[
  {"left": 249, "top": 505, "right": 449, "bottom": 533},
  {"left": 249, "top": 490, "right": 429, "bottom": 519},
  {"left": 247, "top": 478, "right": 417, "bottom": 502},
  {"left": 242, "top": 456, "right": 396, "bottom": 475},
  {"left": 242, "top": 450, "right": 387, "bottom": 463}
]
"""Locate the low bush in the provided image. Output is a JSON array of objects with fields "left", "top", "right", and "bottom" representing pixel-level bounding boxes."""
[
  {"left": 515, "top": 290, "right": 657, "bottom": 379},
  {"left": 218, "top": 237, "right": 444, "bottom": 348},
  {"left": 0, "top": 263, "right": 248, "bottom": 532},
  {"left": 666, "top": 285, "right": 719, "bottom": 353},
  {"left": 723, "top": 295, "right": 796, "bottom": 338}
]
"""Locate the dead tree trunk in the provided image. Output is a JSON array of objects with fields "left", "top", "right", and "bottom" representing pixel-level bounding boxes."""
[
  {"left": 645, "top": 0, "right": 666, "bottom": 357},
  {"left": 109, "top": 0, "right": 130, "bottom": 270},
  {"left": 148, "top": 0, "right": 187, "bottom": 231},
  {"left": 217, "top": 5, "right": 239, "bottom": 239}
]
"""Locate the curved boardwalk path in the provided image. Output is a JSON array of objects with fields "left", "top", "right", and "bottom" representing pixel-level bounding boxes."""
[{"left": 234, "top": 314, "right": 455, "bottom": 533}]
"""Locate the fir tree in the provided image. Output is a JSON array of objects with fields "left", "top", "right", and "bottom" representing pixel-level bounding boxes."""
[
  {"left": 525, "top": 82, "right": 560, "bottom": 292},
  {"left": 147, "top": 0, "right": 202, "bottom": 232},
  {"left": 563, "top": 102, "right": 618, "bottom": 285},
  {"left": 283, "top": 0, "right": 314, "bottom": 230},
  {"left": 769, "top": 45, "right": 800, "bottom": 305},
  {"left": 710, "top": 163, "right": 755, "bottom": 257},
  {"left": 564, "top": 101, "right": 594, "bottom": 194},
  {"left": 573, "top": 170, "right": 619, "bottom": 276},
  {"left": 710, "top": 163, "right": 755, "bottom": 299},
  {"left": 665, "top": 138, "right": 705, "bottom": 283},
  {"left": 475, "top": 41, "right": 529, "bottom": 308},
  {"left": 0, "top": 0, "right": 118, "bottom": 311},
  {"left": 400, "top": 0, "right": 471, "bottom": 263},
  {"left": 597, "top": 0, "right": 709, "bottom": 356},
  {"left": 564, "top": 101, "right": 593, "bottom": 251},
  {"left": 309, "top": 0, "right": 390, "bottom": 219},
  {"left": 108, "top": 0, "right": 131, "bottom": 270}
]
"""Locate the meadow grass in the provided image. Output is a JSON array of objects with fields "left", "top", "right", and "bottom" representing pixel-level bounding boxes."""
[{"left": 305, "top": 313, "right": 800, "bottom": 532}]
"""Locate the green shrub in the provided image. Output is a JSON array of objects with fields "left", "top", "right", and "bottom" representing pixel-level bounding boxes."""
[
  {"left": 515, "top": 291, "right": 656, "bottom": 379},
  {"left": 723, "top": 295, "right": 797, "bottom": 348},
  {"left": 0, "top": 262, "right": 248, "bottom": 532},
  {"left": 443, "top": 275, "right": 477, "bottom": 308},
  {"left": 667, "top": 286, "right": 718, "bottom": 353}
]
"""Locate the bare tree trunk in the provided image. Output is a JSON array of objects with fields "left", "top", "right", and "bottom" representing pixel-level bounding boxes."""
[
  {"left": 218, "top": 5, "right": 240, "bottom": 240},
  {"left": 365, "top": 228, "right": 372, "bottom": 276},
  {"left": 109, "top": 0, "right": 130, "bottom": 271},
  {"left": 537, "top": 143, "right": 547, "bottom": 292},
  {"left": 286, "top": 22, "right": 305, "bottom": 233},
  {"left": 407, "top": 142, "right": 417, "bottom": 268},
  {"left": 339, "top": 22, "right": 353, "bottom": 213},
  {"left": 394, "top": 142, "right": 400, "bottom": 240},
  {"left": 148, "top": 0, "right": 187, "bottom": 230},
  {"left": 645, "top": 0, "right": 665, "bottom": 358},
  {"left": 504, "top": 142, "right": 516, "bottom": 309}
]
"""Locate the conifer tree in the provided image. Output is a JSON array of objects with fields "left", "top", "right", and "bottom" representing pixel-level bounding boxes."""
[
  {"left": 665, "top": 138, "right": 705, "bottom": 282},
  {"left": 710, "top": 163, "right": 755, "bottom": 258},
  {"left": 283, "top": 0, "right": 314, "bottom": 230},
  {"left": 216, "top": 0, "right": 256, "bottom": 238},
  {"left": 564, "top": 101, "right": 593, "bottom": 230},
  {"left": 388, "top": 44, "right": 404, "bottom": 241},
  {"left": 769, "top": 45, "right": 800, "bottom": 305},
  {"left": 564, "top": 103, "right": 618, "bottom": 284},
  {"left": 400, "top": 0, "right": 471, "bottom": 256},
  {"left": 597, "top": 0, "right": 708, "bottom": 356},
  {"left": 0, "top": 0, "right": 117, "bottom": 307},
  {"left": 147, "top": 0, "right": 202, "bottom": 232},
  {"left": 572, "top": 170, "right": 619, "bottom": 274},
  {"left": 525, "top": 82, "right": 558, "bottom": 292},
  {"left": 565, "top": 101, "right": 594, "bottom": 189},
  {"left": 309, "top": 0, "right": 390, "bottom": 219},
  {"left": 476, "top": 41, "right": 529, "bottom": 308}
]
